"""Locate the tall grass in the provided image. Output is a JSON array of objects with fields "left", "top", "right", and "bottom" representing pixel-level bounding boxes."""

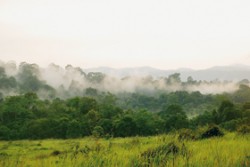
[{"left": 0, "top": 133, "right": 249, "bottom": 167}]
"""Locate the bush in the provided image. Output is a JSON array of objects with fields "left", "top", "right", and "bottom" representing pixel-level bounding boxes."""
[
  {"left": 220, "top": 119, "right": 239, "bottom": 131},
  {"left": 237, "top": 125, "right": 250, "bottom": 135},
  {"left": 200, "top": 125, "right": 224, "bottom": 139}
]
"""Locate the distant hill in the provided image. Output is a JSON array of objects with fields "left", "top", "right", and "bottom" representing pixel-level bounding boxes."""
[{"left": 84, "top": 64, "right": 250, "bottom": 81}]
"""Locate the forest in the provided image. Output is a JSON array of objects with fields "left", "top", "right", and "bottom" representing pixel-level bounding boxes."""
[
  {"left": 0, "top": 61, "right": 249, "bottom": 140},
  {"left": 1, "top": 0, "right": 250, "bottom": 165},
  {"left": 0, "top": 61, "right": 250, "bottom": 167}
]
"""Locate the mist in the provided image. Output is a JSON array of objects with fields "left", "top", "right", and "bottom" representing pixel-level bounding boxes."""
[{"left": 0, "top": 60, "right": 249, "bottom": 99}]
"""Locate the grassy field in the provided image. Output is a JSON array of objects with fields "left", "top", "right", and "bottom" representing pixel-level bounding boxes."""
[{"left": 0, "top": 133, "right": 249, "bottom": 167}]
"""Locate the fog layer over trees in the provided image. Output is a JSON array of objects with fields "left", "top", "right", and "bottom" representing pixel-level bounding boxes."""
[
  {"left": 0, "top": 61, "right": 250, "bottom": 140},
  {"left": 0, "top": 61, "right": 249, "bottom": 99}
]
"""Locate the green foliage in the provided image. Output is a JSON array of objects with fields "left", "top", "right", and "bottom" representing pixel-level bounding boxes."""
[
  {"left": 220, "top": 119, "right": 239, "bottom": 131},
  {"left": 26, "top": 118, "right": 58, "bottom": 139},
  {"left": 98, "top": 119, "right": 113, "bottom": 135},
  {"left": 0, "top": 125, "right": 10, "bottom": 140},
  {"left": 159, "top": 104, "right": 189, "bottom": 132},
  {"left": 0, "top": 62, "right": 250, "bottom": 143},
  {"left": 0, "top": 88, "right": 248, "bottom": 140},
  {"left": 200, "top": 125, "right": 224, "bottom": 139},
  {"left": 16, "top": 63, "right": 55, "bottom": 95},
  {"left": 237, "top": 125, "right": 250, "bottom": 135},
  {"left": 232, "top": 84, "right": 250, "bottom": 103},
  {"left": 67, "top": 97, "right": 98, "bottom": 115},
  {"left": 85, "top": 87, "right": 98, "bottom": 96},
  {"left": 0, "top": 67, "right": 17, "bottom": 89},
  {"left": 66, "top": 120, "right": 82, "bottom": 138},
  {"left": 85, "top": 109, "right": 100, "bottom": 129},
  {"left": 166, "top": 73, "right": 181, "bottom": 84},
  {"left": 17, "top": 63, "right": 43, "bottom": 92},
  {"left": 191, "top": 111, "right": 214, "bottom": 127},
  {"left": 86, "top": 72, "right": 105, "bottom": 83},
  {"left": 92, "top": 126, "right": 104, "bottom": 138},
  {"left": 133, "top": 110, "right": 162, "bottom": 136},
  {"left": 114, "top": 115, "right": 137, "bottom": 137}
]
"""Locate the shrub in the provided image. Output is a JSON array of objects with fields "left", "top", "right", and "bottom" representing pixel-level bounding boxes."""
[
  {"left": 237, "top": 125, "right": 250, "bottom": 135},
  {"left": 200, "top": 125, "right": 224, "bottom": 139}
]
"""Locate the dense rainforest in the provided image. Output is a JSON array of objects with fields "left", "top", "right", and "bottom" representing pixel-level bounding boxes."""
[{"left": 0, "top": 61, "right": 250, "bottom": 140}]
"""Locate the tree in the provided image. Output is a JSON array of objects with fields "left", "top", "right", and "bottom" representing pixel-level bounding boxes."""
[
  {"left": 166, "top": 73, "right": 181, "bottom": 84},
  {"left": 67, "top": 97, "right": 98, "bottom": 115},
  {"left": 0, "top": 125, "right": 10, "bottom": 140},
  {"left": 133, "top": 110, "right": 160, "bottom": 136},
  {"left": 26, "top": 118, "right": 57, "bottom": 139},
  {"left": 98, "top": 118, "right": 113, "bottom": 135},
  {"left": 113, "top": 115, "right": 137, "bottom": 137},
  {"left": 85, "top": 87, "right": 98, "bottom": 96},
  {"left": 191, "top": 111, "right": 214, "bottom": 127},
  {"left": 54, "top": 117, "right": 70, "bottom": 138},
  {"left": 159, "top": 104, "right": 183, "bottom": 117},
  {"left": 92, "top": 126, "right": 104, "bottom": 138},
  {"left": 187, "top": 76, "right": 196, "bottom": 85},
  {"left": 0, "top": 67, "right": 17, "bottom": 89},
  {"left": 216, "top": 100, "right": 240, "bottom": 123},
  {"left": 232, "top": 84, "right": 250, "bottom": 103},
  {"left": 0, "top": 67, "right": 6, "bottom": 78},
  {"left": 85, "top": 109, "right": 100, "bottom": 130},
  {"left": 86, "top": 72, "right": 105, "bottom": 83},
  {"left": 17, "top": 63, "right": 43, "bottom": 92},
  {"left": 66, "top": 120, "right": 81, "bottom": 138},
  {"left": 1, "top": 95, "right": 34, "bottom": 125},
  {"left": 159, "top": 104, "right": 189, "bottom": 132}
]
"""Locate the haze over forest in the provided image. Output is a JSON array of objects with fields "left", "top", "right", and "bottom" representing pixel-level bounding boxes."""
[
  {"left": 1, "top": 59, "right": 250, "bottom": 141},
  {"left": 1, "top": 2, "right": 250, "bottom": 166},
  {"left": 1, "top": 1, "right": 250, "bottom": 98},
  {"left": 0, "top": 60, "right": 250, "bottom": 100}
]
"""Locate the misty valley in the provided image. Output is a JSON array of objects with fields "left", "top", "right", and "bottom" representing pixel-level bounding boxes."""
[{"left": 0, "top": 61, "right": 249, "bottom": 166}]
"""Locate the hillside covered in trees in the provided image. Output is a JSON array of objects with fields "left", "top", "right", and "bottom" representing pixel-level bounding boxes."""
[{"left": 0, "top": 61, "right": 250, "bottom": 140}]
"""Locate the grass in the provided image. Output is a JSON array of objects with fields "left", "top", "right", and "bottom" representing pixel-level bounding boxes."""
[{"left": 0, "top": 133, "right": 249, "bottom": 167}]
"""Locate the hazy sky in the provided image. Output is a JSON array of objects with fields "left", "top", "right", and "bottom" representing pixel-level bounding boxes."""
[{"left": 0, "top": 0, "right": 250, "bottom": 69}]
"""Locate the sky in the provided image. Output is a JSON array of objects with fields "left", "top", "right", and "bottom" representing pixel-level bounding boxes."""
[{"left": 0, "top": 0, "right": 250, "bottom": 70}]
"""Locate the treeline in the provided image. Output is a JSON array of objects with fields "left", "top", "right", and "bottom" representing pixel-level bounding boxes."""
[
  {"left": 1, "top": 61, "right": 250, "bottom": 99},
  {"left": 0, "top": 91, "right": 249, "bottom": 140},
  {"left": 0, "top": 61, "right": 250, "bottom": 140},
  {"left": 1, "top": 61, "right": 250, "bottom": 115}
]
